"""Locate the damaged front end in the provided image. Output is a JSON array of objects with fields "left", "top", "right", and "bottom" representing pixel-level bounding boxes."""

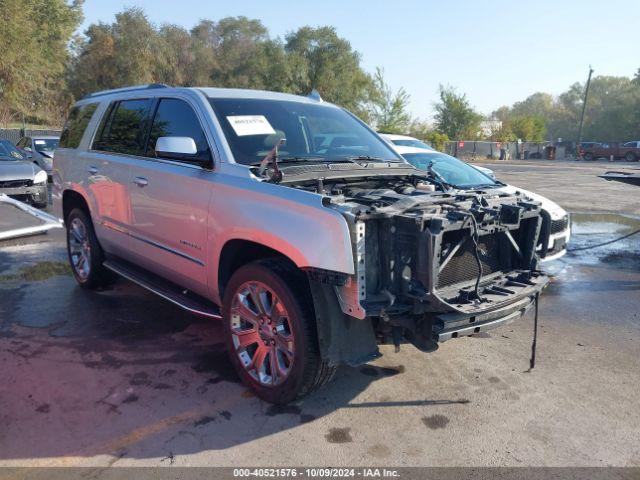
[{"left": 294, "top": 172, "right": 549, "bottom": 365}]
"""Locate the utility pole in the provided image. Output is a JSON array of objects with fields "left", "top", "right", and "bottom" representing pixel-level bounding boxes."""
[{"left": 576, "top": 66, "right": 594, "bottom": 156}]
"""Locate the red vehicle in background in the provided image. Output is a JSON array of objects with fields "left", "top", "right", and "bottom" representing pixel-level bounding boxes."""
[{"left": 580, "top": 141, "right": 640, "bottom": 161}]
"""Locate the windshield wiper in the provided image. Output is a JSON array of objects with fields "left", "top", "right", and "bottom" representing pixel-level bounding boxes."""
[
  {"left": 257, "top": 138, "right": 286, "bottom": 182},
  {"left": 344, "top": 155, "right": 401, "bottom": 163},
  {"left": 277, "top": 156, "right": 326, "bottom": 163},
  {"left": 465, "top": 183, "right": 502, "bottom": 190},
  {"left": 250, "top": 156, "right": 342, "bottom": 166},
  {"left": 426, "top": 161, "right": 453, "bottom": 191},
  {"left": 251, "top": 154, "right": 402, "bottom": 171}
]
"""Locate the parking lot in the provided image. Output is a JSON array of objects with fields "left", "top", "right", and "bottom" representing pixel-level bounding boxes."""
[{"left": 1, "top": 158, "right": 639, "bottom": 467}]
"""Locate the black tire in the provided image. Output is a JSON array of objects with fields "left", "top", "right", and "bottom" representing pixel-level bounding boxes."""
[
  {"left": 583, "top": 152, "right": 593, "bottom": 161},
  {"left": 222, "top": 258, "right": 335, "bottom": 404},
  {"left": 33, "top": 201, "right": 48, "bottom": 209},
  {"left": 65, "top": 208, "right": 111, "bottom": 289},
  {"left": 625, "top": 152, "right": 637, "bottom": 162}
]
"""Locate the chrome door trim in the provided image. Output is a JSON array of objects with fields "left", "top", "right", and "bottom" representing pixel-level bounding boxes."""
[
  {"left": 101, "top": 220, "right": 128, "bottom": 234},
  {"left": 101, "top": 221, "right": 204, "bottom": 266},
  {"left": 129, "top": 232, "right": 205, "bottom": 266}
]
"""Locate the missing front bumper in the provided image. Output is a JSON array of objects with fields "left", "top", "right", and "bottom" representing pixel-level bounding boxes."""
[{"left": 433, "top": 295, "right": 536, "bottom": 342}]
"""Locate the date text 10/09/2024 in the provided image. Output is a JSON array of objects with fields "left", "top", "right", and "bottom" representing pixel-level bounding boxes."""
[{"left": 233, "top": 468, "right": 400, "bottom": 478}]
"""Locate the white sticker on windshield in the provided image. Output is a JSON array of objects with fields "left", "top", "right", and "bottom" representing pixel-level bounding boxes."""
[
  {"left": 34, "top": 140, "right": 46, "bottom": 145},
  {"left": 226, "top": 115, "right": 276, "bottom": 137}
]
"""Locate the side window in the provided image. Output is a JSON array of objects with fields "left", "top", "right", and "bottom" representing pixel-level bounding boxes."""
[
  {"left": 59, "top": 103, "right": 98, "bottom": 149},
  {"left": 146, "top": 98, "right": 211, "bottom": 162},
  {"left": 92, "top": 99, "right": 152, "bottom": 155}
]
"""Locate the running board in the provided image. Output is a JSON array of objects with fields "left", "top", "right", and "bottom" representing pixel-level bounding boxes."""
[{"left": 103, "top": 258, "right": 222, "bottom": 319}]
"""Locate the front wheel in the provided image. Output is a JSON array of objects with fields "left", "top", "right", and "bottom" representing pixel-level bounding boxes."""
[
  {"left": 625, "top": 152, "right": 637, "bottom": 162},
  {"left": 66, "top": 208, "right": 111, "bottom": 289},
  {"left": 222, "top": 259, "right": 335, "bottom": 404},
  {"left": 583, "top": 152, "right": 594, "bottom": 161}
]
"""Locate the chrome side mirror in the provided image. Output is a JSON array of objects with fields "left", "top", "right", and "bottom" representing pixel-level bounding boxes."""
[{"left": 155, "top": 136, "right": 197, "bottom": 159}]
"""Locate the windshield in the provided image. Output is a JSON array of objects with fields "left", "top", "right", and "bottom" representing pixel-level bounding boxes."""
[
  {"left": 0, "top": 140, "right": 25, "bottom": 161},
  {"left": 33, "top": 138, "right": 59, "bottom": 152},
  {"left": 402, "top": 152, "right": 498, "bottom": 188},
  {"left": 392, "top": 139, "right": 434, "bottom": 150},
  {"left": 209, "top": 98, "right": 401, "bottom": 165}
]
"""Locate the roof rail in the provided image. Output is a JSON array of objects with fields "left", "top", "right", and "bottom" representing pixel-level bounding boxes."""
[{"left": 81, "top": 83, "right": 170, "bottom": 100}]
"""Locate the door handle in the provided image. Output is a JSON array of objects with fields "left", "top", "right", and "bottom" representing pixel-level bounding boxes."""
[
  {"left": 88, "top": 166, "right": 98, "bottom": 175},
  {"left": 133, "top": 176, "right": 149, "bottom": 187}
]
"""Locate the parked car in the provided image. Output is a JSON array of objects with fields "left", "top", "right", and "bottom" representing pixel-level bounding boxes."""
[
  {"left": 379, "top": 133, "right": 435, "bottom": 151},
  {"left": 0, "top": 140, "right": 48, "bottom": 208},
  {"left": 16, "top": 135, "right": 60, "bottom": 177},
  {"left": 580, "top": 141, "right": 640, "bottom": 161},
  {"left": 471, "top": 164, "right": 497, "bottom": 179},
  {"left": 578, "top": 141, "right": 601, "bottom": 151},
  {"left": 53, "top": 85, "right": 549, "bottom": 403},
  {"left": 394, "top": 146, "right": 570, "bottom": 261}
]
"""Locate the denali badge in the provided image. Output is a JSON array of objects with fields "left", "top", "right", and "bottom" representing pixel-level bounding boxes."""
[{"left": 180, "top": 239, "right": 202, "bottom": 250}]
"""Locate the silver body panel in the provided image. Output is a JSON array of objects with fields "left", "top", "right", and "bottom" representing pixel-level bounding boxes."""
[{"left": 53, "top": 87, "right": 355, "bottom": 306}]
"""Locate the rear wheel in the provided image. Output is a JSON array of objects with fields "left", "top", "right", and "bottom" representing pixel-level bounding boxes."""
[
  {"left": 65, "top": 208, "right": 111, "bottom": 289},
  {"left": 625, "top": 152, "right": 637, "bottom": 162},
  {"left": 222, "top": 259, "right": 335, "bottom": 403}
]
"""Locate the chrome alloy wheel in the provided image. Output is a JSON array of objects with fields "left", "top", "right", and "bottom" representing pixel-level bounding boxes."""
[
  {"left": 230, "top": 281, "right": 294, "bottom": 386},
  {"left": 68, "top": 217, "right": 91, "bottom": 280}
]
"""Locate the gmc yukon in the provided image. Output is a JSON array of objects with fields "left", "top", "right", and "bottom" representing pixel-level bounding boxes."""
[{"left": 53, "top": 85, "right": 548, "bottom": 403}]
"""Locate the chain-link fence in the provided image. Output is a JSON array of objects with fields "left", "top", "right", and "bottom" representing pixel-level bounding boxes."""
[
  {"left": 444, "top": 140, "right": 556, "bottom": 161},
  {"left": 0, "top": 128, "right": 62, "bottom": 144}
]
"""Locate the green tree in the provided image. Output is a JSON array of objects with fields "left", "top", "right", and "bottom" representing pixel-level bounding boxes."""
[
  {"left": 368, "top": 68, "right": 411, "bottom": 133},
  {"left": 70, "top": 8, "right": 157, "bottom": 97},
  {"left": 433, "top": 85, "right": 483, "bottom": 139},
  {"left": 155, "top": 24, "right": 194, "bottom": 86},
  {"left": 0, "top": 0, "right": 83, "bottom": 124},
  {"left": 494, "top": 74, "right": 640, "bottom": 142},
  {"left": 580, "top": 76, "right": 639, "bottom": 140},
  {"left": 511, "top": 92, "right": 555, "bottom": 119},
  {"left": 407, "top": 120, "right": 449, "bottom": 151},
  {"left": 285, "top": 26, "right": 374, "bottom": 119},
  {"left": 208, "top": 17, "right": 291, "bottom": 90},
  {"left": 506, "top": 116, "right": 546, "bottom": 142}
]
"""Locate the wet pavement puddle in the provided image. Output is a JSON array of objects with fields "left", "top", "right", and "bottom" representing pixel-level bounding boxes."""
[{"left": 562, "top": 212, "right": 640, "bottom": 267}]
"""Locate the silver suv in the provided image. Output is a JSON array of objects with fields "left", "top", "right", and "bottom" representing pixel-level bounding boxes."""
[{"left": 53, "top": 85, "right": 548, "bottom": 403}]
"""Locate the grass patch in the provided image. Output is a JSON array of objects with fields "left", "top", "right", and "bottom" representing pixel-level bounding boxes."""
[{"left": 0, "top": 261, "right": 71, "bottom": 282}]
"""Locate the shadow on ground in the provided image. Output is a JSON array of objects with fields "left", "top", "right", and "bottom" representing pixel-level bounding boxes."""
[
  {"left": 2, "top": 209, "right": 640, "bottom": 463},
  {"left": 0, "top": 250, "right": 468, "bottom": 462}
]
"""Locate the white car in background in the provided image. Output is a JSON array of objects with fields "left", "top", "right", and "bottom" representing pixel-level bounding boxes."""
[
  {"left": 379, "top": 133, "right": 436, "bottom": 150},
  {"left": 380, "top": 133, "right": 497, "bottom": 179},
  {"left": 393, "top": 146, "right": 570, "bottom": 261}
]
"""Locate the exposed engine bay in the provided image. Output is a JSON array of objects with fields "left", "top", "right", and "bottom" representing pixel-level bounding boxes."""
[{"left": 274, "top": 163, "right": 549, "bottom": 362}]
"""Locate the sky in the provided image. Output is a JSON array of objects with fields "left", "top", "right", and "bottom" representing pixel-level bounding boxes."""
[{"left": 78, "top": 0, "right": 640, "bottom": 120}]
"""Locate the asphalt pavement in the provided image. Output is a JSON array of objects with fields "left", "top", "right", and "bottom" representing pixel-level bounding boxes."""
[{"left": 1, "top": 159, "right": 639, "bottom": 467}]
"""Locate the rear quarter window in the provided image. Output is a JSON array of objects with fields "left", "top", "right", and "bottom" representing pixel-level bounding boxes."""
[{"left": 59, "top": 103, "right": 98, "bottom": 148}]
